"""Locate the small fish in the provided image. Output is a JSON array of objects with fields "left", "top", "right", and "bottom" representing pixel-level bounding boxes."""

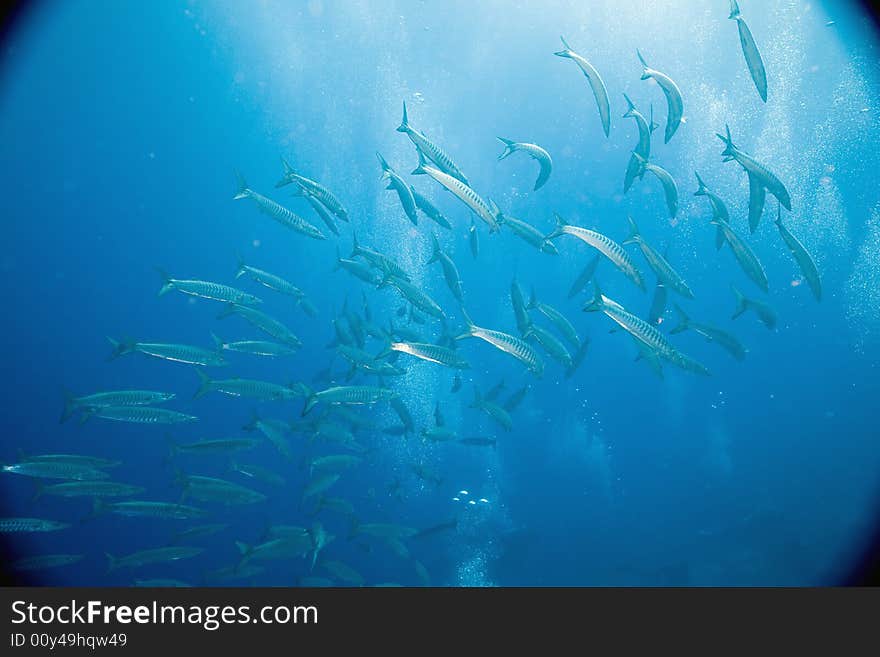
[
  {"left": 546, "top": 214, "right": 644, "bottom": 291},
  {"left": 234, "top": 171, "right": 326, "bottom": 240},
  {"left": 379, "top": 273, "right": 446, "bottom": 319},
  {"left": 623, "top": 216, "right": 693, "bottom": 298},
  {"left": 729, "top": 0, "right": 768, "bottom": 102},
  {"left": 156, "top": 269, "right": 261, "bottom": 305},
  {"left": 16, "top": 453, "right": 121, "bottom": 470},
  {"left": 523, "top": 322, "right": 573, "bottom": 369},
  {"left": 510, "top": 279, "right": 531, "bottom": 335},
  {"left": 170, "top": 437, "right": 261, "bottom": 456},
  {"left": 567, "top": 254, "right": 601, "bottom": 299},
  {"left": 670, "top": 305, "right": 747, "bottom": 361},
  {"left": 107, "top": 338, "right": 227, "bottom": 367},
  {"left": 0, "top": 517, "right": 70, "bottom": 533},
  {"left": 774, "top": 205, "right": 821, "bottom": 301},
  {"left": 636, "top": 49, "right": 684, "bottom": 143},
  {"left": 496, "top": 137, "right": 553, "bottom": 190},
  {"left": 334, "top": 248, "right": 382, "bottom": 285},
  {"left": 456, "top": 308, "right": 544, "bottom": 377},
  {"left": 11, "top": 554, "right": 84, "bottom": 572},
  {"left": 631, "top": 153, "right": 678, "bottom": 219},
  {"left": 274, "top": 159, "right": 348, "bottom": 222},
  {"left": 377, "top": 152, "right": 419, "bottom": 226},
  {"left": 350, "top": 233, "right": 411, "bottom": 281},
  {"left": 426, "top": 233, "right": 464, "bottom": 301},
  {"left": 397, "top": 100, "right": 469, "bottom": 185},
  {"left": 731, "top": 284, "right": 777, "bottom": 329},
  {"left": 107, "top": 546, "right": 204, "bottom": 572},
  {"left": 555, "top": 36, "right": 611, "bottom": 137},
  {"left": 411, "top": 186, "right": 452, "bottom": 229},
  {"left": 60, "top": 389, "right": 175, "bottom": 424}
]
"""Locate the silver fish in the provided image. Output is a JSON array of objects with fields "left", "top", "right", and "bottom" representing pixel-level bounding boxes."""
[
  {"left": 729, "top": 0, "right": 768, "bottom": 102},
  {"left": 61, "top": 389, "right": 175, "bottom": 423},
  {"left": 498, "top": 213, "right": 558, "bottom": 254},
  {"left": 426, "top": 233, "right": 463, "bottom": 301},
  {"left": 377, "top": 152, "right": 418, "bottom": 225},
  {"left": 694, "top": 172, "right": 730, "bottom": 250},
  {"left": 637, "top": 49, "right": 683, "bottom": 144},
  {"left": 623, "top": 216, "right": 693, "bottom": 298},
  {"left": 526, "top": 288, "right": 579, "bottom": 350},
  {"left": 731, "top": 284, "right": 777, "bottom": 329},
  {"left": 397, "top": 100, "right": 469, "bottom": 185},
  {"left": 622, "top": 93, "right": 657, "bottom": 193},
  {"left": 632, "top": 153, "right": 678, "bottom": 219},
  {"left": 217, "top": 304, "right": 302, "bottom": 347},
  {"left": 670, "top": 304, "right": 747, "bottom": 361},
  {"left": 81, "top": 405, "right": 198, "bottom": 425},
  {"left": 234, "top": 172, "right": 326, "bottom": 240},
  {"left": 710, "top": 217, "right": 769, "bottom": 292},
  {"left": 555, "top": 36, "right": 611, "bottom": 137},
  {"left": 456, "top": 308, "right": 544, "bottom": 377},
  {"left": 0, "top": 517, "right": 70, "bottom": 532},
  {"left": 497, "top": 137, "right": 553, "bottom": 190},
  {"left": 107, "top": 546, "right": 204, "bottom": 572},
  {"left": 275, "top": 159, "right": 348, "bottom": 222},
  {"left": 107, "top": 338, "right": 227, "bottom": 367},
  {"left": 774, "top": 205, "right": 821, "bottom": 301},
  {"left": 410, "top": 186, "right": 452, "bottom": 229},
  {"left": 386, "top": 341, "right": 470, "bottom": 369},
  {"left": 717, "top": 124, "right": 791, "bottom": 211},
  {"left": 157, "top": 269, "right": 261, "bottom": 305},
  {"left": 193, "top": 369, "right": 303, "bottom": 401},
  {"left": 234, "top": 258, "right": 304, "bottom": 299},
  {"left": 211, "top": 333, "right": 298, "bottom": 358},
  {"left": 568, "top": 254, "right": 601, "bottom": 299}
]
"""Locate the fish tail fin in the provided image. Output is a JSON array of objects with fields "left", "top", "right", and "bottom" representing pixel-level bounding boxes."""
[
  {"left": 234, "top": 252, "right": 247, "bottom": 279},
  {"left": 105, "top": 553, "right": 118, "bottom": 573},
  {"left": 60, "top": 388, "right": 77, "bottom": 424},
  {"left": 649, "top": 103, "right": 659, "bottom": 133},
  {"left": 694, "top": 171, "right": 708, "bottom": 196},
  {"left": 106, "top": 336, "right": 136, "bottom": 361},
  {"left": 545, "top": 212, "right": 566, "bottom": 240},
  {"left": 276, "top": 156, "right": 295, "bottom": 188},
  {"left": 155, "top": 267, "right": 174, "bottom": 296},
  {"left": 582, "top": 281, "right": 605, "bottom": 313},
  {"left": 553, "top": 35, "right": 572, "bottom": 57},
  {"left": 193, "top": 368, "right": 212, "bottom": 400},
  {"left": 669, "top": 304, "right": 690, "bottom": 334},
  {"left": 210, "top": 332, "right": 224, "bottom": 352},
  {"left": 526, "top": 286, "right": 538, "bottom": 311},
  {"left": 636, "top": 49, "right": 650, "bottom": 78},
  {"left": 410, "top": 147, "right": 429, "bottom": 176},
  {"left": 496, "top": 137, "right": 517, "bottom": 160},
  {"left": 376, "top": 151, "right": 391, "bottom": 174},
  {"left": 728, "top": 0, "right": 741, "bottom": 20},
  {"left": 233, "top": 169, "right": 249, "bottom": 199},
  {"left": 455, "top": 308, "right": 476, "bottom": 340},
  {"left": 623, "top": 215, "right": 640, "bottom": 245},
  {"left": 622, "top": 93, "right": 636, "bottom": 118},
  {"left": 302, "top": 392, "right": 318, "bottom": 416},
  {"left": 731, "top": 284, "right": 748, "bottom": 319},
  {"left": 396, "top": 100, "right": 409, "bottom": 132},
  {"left": 425, "top": 233, "right": 441, "bottom": 264}
]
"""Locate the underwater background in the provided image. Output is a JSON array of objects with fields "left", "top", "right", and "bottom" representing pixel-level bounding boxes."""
[{"left": 1, "top": 0, "right": 880, "bottom": 586}]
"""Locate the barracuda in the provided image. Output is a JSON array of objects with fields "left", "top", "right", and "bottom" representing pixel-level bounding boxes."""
[
  {"left": 156, "top": 269, "right": 261, "bottom": 305},
  {"left": 456, "top": 309, "right": 544, "bottom": 377},
  {"left": 717, "top": 124, "right": 791, "bottom": 212},
  {"left": 397, "top": 100, "right": 469, "bottom": 185},
  {"left": 234, "top": 258, "right": 304, "bottom": 299},
  {"left": 632, "top": 153, "right": 679, "bottom": 219},
  {"left": 729, "top": 0, "right": 768, "bottom": 102},
  {"left": 622, "top": 93, "right": 657, "bottom": 193},
  {"left": 275, "top": 158, "right": 349, "bottom": 222},
  {"left": 377, "top": 152, "right": 418, "bottom": 225},
  {"left": 526, "top": 288, "right": 580, "bottom": 350},
  {"left": 710, "top": 217, "right": 769, "bottom": 292},
  {"left": 426, "top": 233, "right": 463, "bottom": 301},
  {"left": 107, "top": 338, "right": 227, "bottom": 367},
  {"left": 217, "top": 303, "right": 302, "bottom": 347},
  {"left": 302, "top": 385, "right": 396, "bottom": 416},
  {"left": 234, "top": 171, "right": 326, "bottom": 240},
  {"left": 774, "top": 205, "right": 821, "bottom": 301},
  {"left": 637, "top": 49, "right": 683, "bottom": 144},
  {"left": 694, "top": 172, "right": 730, "bottom": 250},
  {"left": 670, "top": 304, "right": 747, "bottom": 361},
  {"left": 623, "top": 216, "right": 694, "bottom": 298},
  {"left": 555, "top": 36, "right": 611, "bottom": 137},
  {"left": 386, "top": 341, "right": 470, "bottom": 369},
  {"left": 497, "top": 137, "right": 553, "bottom": 190}
]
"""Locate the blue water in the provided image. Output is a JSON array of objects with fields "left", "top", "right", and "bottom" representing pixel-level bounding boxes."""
[{"left": 2, "top": 0, "right": 880, "bottom": 586}]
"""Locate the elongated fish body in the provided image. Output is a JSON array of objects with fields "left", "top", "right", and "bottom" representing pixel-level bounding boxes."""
[
  {"left": 390, "top": 342, "right": 470, "bottom": 369},
  {"left": 179, "top": 475, "right": 266, "bottom": 505},
  {"left": 18, "top": 454, "right": 120, "bottom": 470},
  {"left": 0, "top": 517, "right": 70, "bottom": 532},
  {"left": 632, "top": 154, "right": 678, "bottom": 218},
  {"left": 234, "top": 178, "right": 326, "bottom": 240},
  {"left": 731, "top": 285, "right": 777, "bottom": 329},
  {"left": 107, "top": 338, "right": 227, "bottom": 367},
  {"left": 246, "top": 416, "right": 291, "bottom": 459},
  {"left": 61, "top": 389, "right": 175, "bottom": 423},
  {"left": 456, "top": 310, "right": 544, "bottom": 377},
  {"left": 172, "top": 438, "right": 261, "bottom": 456},
  {"left": 775, "top": 210, "right": 822, "bottom": 301},
  {"left": 624, "top": 217, "right": 693, "bottom": 298},
  {"left": 157, "top": 271, "right": 261, "bottom": 305},
  {"left": 303, "top": 473, "right": 340, "bottom": 501},
  {"left": 527, "top": 290, "right": 579, "bottom": 349},
  {"left": 648, "top": 280, "right": 668, "bottom": 325},
  {"left": 96, "top": 500, "right": 206, "bottom": 520},
  {"left": 211, "top": 334, "right": 297, "bottom": 358},
  {"left": 397, "top": 101, "right": 469, "bottom": 185},
  {"left": 469, "top": 219, "right": 480, "bottom": 259},
  {"left": 351, "top": 235, "right": 410, "bottom": 281},
  {"left": 547, "top": 214, "right": 645, "bottom": 291},
  {"left": 335, "top": 252, "right": 381, "bottom": 285},
  {"left": 711, "top": 218, "right": 769, "bottom": 292},
  {"left": 555, "top": 36, "right": 611, "bottom": 137},
  {"left": 303, "top": 385, "right": 396, "bottom": 416},
  {"left": 2, "top": 461, "right": 109, "bottom": 481},
  {"left": 219, "top": 304, "right": 301, "bottom": 347},
  {"left": 411, "top": 150, "right": 499, "bottom": 232},
  {"left": 381, "top": 275, "right": 445, "bottom": 319},
  {"left": 12, "top": 554, "right": 84, "bottom": 571},
  {"left": 717, "top": 125, "right": 791, "bottom": 210},
  {"left": 107, "top": 546, "right": 204, "bottom": 572},
  {"left": 497, "top": 137, "right": 553, "bottom": 190},
  {"left": 568, "top": 254, "right": 601, "bottom": 299},
  {"left": 377, "top": 152, "right": 418, "bottom": 225},
  {"left": 499, "top": 213, "right": 558, "bottom": 254},
  {"left": 234, "top": 261, "right": 303, "bottom": 299},
  {"left": 390, "top": 397, "right": 415, "bottom": 434},
  {"left": 194, "top": 370, "right": 301, "bottom": 401},
  {"left": 637, "top": 50, "right": 683, "bottom": 144},
  {"left": 470, "top": 390, "right": 514, "bottom": 431},
  {"left": 622, "top": 94, "right": 654, "bottom": 193},
  {"left": 729, "top": 0, "right": 767, "bottom": 102},
  {"left": 81, "top": 405, "right": 198, "bottom": 425},
  {"left": 275, "top": 159, "right": 348, "bottom": 222},
  {"left": 301, "top": 190, "right": 339, "bottom": 236},
  {"left": 747, "top": 172, "right": 767, "bottom": 234},
  {"left": 411, "top": 187, "right": 452, "bottom": 229},
  {"left": 584, "top": 286, "right": 710, "bottom": 376},
  {"left": 510, "top": 279, "right": 531, "bottom": 335},
  {"left": 694, "top": 172, "right": 730, "bottom": 249},
  {"left": 524, "top": 323, "right": 573, "bottom": 369},
  {"left": 669, "top": 305, "right": 746, "bottom": 361},
  {"left": 426, "top": 234, "right": 463, "bottom": 301},
  {"left": 36, "top": 481, "right": 144, "bottom": 499},
  {"left": 309, "top": 454, "right": 363, "bottom": 476}
]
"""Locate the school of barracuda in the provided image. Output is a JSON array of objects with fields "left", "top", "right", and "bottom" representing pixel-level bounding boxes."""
[{"left": 2, "top": 2, "right": 821, "bottom": 586}]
